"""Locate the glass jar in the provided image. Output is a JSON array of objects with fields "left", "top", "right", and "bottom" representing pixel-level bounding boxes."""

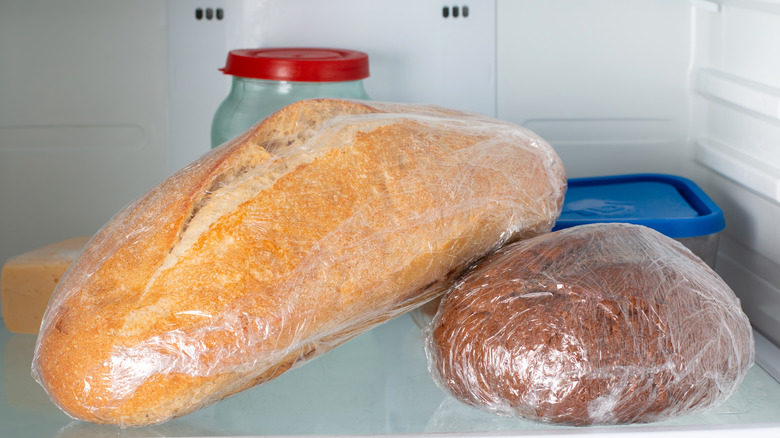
[{"left": 211, "top": 47, "right": 370, "bottom": 148}]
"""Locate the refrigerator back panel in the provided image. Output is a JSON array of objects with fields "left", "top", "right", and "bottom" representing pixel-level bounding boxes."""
[
  {"left": 0, "top": 0, "right": 171, "bottom": 271},
  {"left": 166, "top": 0, "right": 497, "bottom": 168},
  {"left": 496, "top": 0, "right": 692, "bottom": 178}
]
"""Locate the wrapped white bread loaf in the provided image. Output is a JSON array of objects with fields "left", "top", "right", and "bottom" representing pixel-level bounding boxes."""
[
  {"left": 426, "top": 223, "right": 754, "bottom": 425},
  {"left": 32, "top": 98, "right": 566, "bottom": 426}
]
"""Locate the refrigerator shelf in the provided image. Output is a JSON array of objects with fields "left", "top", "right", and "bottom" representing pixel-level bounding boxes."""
[{"left": 2, "top": 314, "right": 780, "bottom": 438}]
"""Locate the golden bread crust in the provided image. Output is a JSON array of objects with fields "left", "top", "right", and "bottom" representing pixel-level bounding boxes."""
[{"left": 33, "top": 99, "right": 566, "bottom": 426}]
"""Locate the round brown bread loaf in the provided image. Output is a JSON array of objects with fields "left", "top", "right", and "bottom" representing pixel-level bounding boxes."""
[{"left": 425, "top": 223, "right": 754, "bottom": 426}]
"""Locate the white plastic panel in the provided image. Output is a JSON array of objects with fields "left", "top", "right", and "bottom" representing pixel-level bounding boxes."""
[
  {"left": 695, "top": 138, "right": 780, "bottom": 203},
  {"left": 689, "top": 1, "right": 780, "bottom": 347},
  {"left": 0, "top": 0, "right": 170, "bottom": 272},
  {"left": 496, "top": 0, "right": 692, "bottom": 178}
]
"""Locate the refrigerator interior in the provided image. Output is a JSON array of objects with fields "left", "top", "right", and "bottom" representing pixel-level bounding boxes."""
[{"left": 1, "top": 0, "right": 780, "bottom": 435}]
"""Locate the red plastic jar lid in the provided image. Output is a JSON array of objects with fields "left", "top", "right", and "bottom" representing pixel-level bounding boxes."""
[{"left": 220, "top": 47, "right": 370, "bottom": 82}]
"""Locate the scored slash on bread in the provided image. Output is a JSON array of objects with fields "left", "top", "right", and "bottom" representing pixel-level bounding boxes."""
[{"left": 32, "top": 98, "right": 566, "bottom": 426}]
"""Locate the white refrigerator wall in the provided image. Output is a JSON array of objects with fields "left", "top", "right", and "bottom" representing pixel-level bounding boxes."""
[
  {"left": 497, "top": 0, "right": 693, "bottom": 178},
  {"left": 0, "top": 0, "right": 171, "bottom": 268},
  {"left": 687, "top": 1, "right": 780, "bottom": 349},
  {"left": 1, "top": 0, "right": 779, "bottom": 346}
]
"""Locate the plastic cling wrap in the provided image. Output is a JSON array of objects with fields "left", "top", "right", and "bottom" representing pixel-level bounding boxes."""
[
  {"left": 425, "top": 223, "right": 754, "bottom": 426},
  {"left": 31, "top": 99, "right": 566, "bottom": 427}
]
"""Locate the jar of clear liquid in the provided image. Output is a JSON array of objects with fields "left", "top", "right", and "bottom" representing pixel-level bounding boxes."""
[{"left": 211, "top": 47, "right": 370, "bottom": 148}]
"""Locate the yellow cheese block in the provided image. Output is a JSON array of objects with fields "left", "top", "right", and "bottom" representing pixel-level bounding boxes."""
[{"left": 1, "top": 236, "right": 91, "bottom": 334}]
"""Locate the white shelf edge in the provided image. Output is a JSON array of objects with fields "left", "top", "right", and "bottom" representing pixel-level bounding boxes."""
[
  {"left": 694, "top": 138, "right": 780, "bottom": 204},
  {"left": 696, "top": 69, "right": 780, "bottom": 123},
  {"left": 756, "top": 330, "right": 780, "bottom": 383}
]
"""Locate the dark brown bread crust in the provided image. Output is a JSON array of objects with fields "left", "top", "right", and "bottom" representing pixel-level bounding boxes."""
[
  {"left": 426, "top": 223, "right": 754, "bottom": 425},
  {"left": 32, "top": 99, "right": 566, "bottom": 426}
]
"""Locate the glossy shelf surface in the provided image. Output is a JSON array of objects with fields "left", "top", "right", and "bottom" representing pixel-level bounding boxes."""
[{"left": 3, "top": 315, "right": 780, "bottom": 437}]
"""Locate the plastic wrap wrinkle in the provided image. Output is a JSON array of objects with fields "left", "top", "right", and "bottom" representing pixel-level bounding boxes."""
[
  {"left": 31, "top": 98, "right": 566, "bottom": 426},
  {"left": 425, "top": 223, "right": 754, "bottom": 426}
]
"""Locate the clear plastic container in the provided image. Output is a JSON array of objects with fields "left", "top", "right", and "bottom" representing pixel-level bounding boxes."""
[
  {"left": 552, "top": 173, "right": 726, "bottom": 268},
  {"left": 211, "top": 47, "right": 370, "bottom": 148}
]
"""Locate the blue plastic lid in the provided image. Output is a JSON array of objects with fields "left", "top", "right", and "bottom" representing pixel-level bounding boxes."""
[{"left": 553, "top": 174, "right": 725, "bottom": 238}]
